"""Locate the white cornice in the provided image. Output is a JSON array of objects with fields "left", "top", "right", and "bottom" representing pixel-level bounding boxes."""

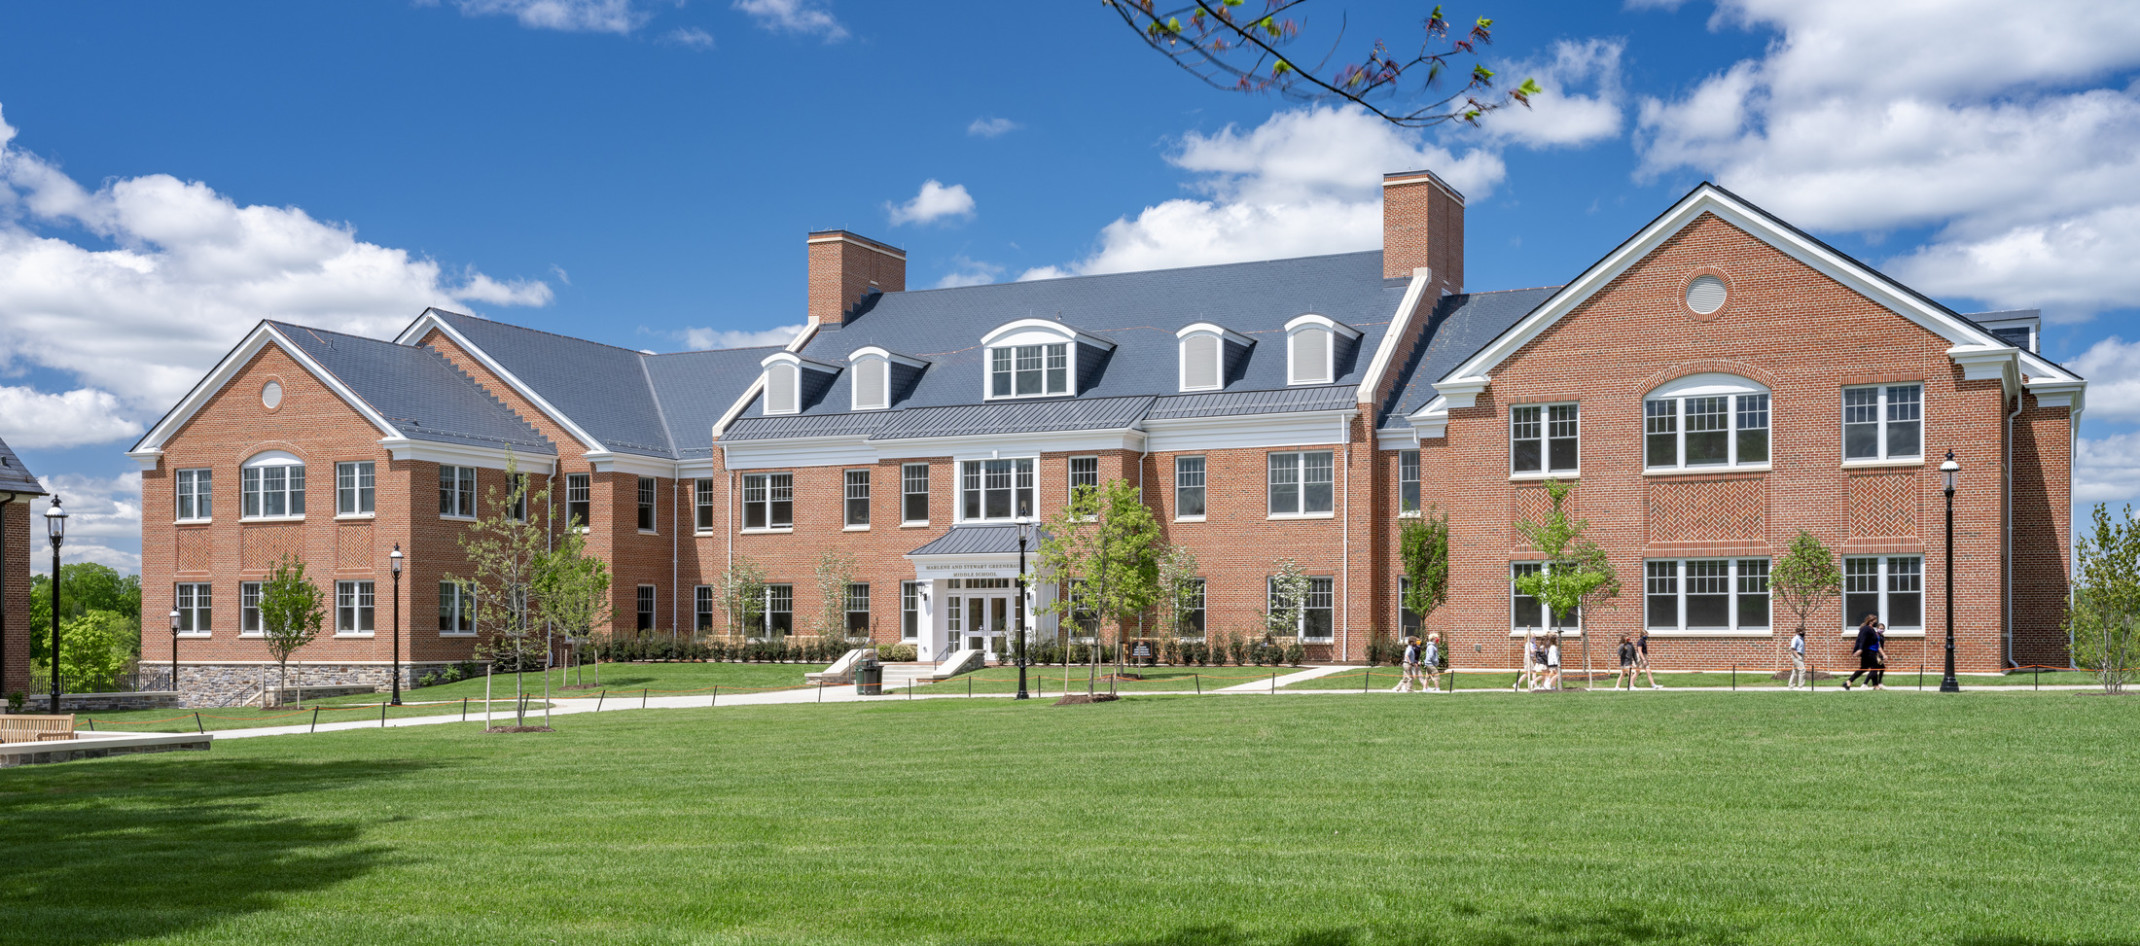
[
  {"left": 848, "top": 346, "right": 928, "bottom": 368},
  {"left": 380, "top": 438, "right": 559, "bottom": 474},
  {"left": 1945, "top": 344, "right": 2022, "bottom": 396},
  {"left": 981, "top": 318, "right": 1116, "bottom": 350},
  {"left": 1142, "top": 409, "right": 1354, "bottom": 453},
  {"left": 583, "top": 451, "right": 681, "bottom": 479},
  {"left": 132, "top": 323, "right": 402, "bottom": 456},
  {"left": 1375, "top": 427, "right": 1421, "bottom": 451},
  {"left": 1430, "top": 377, "right": 1490, "bottom": 409},
  {"left": 1356, "top": 268, "right": 1433, "bottom": 406},
  {"left": 1284, "top": 313, "right": 1364, "bottom": 340},
  {"left": 1174, "top": 322, "right": 1255, "bottom": 347},
  {"left": 395, "top": 309, "right": 608, "bottom": 453}
]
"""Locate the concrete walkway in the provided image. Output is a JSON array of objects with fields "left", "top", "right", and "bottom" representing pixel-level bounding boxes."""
[{"left": 1211, "top": 665, "right": 1352, "bottom": 693}]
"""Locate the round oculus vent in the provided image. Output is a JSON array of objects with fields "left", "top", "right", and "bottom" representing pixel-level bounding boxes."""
[
  {"left": 1685, "top": 274, "right": 1728, "bottom": 315},
  {"left": 261, "top": 381, "right": 283, "bottom": 409}
]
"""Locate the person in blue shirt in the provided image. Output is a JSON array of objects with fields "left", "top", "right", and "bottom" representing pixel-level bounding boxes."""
[
  {"left": 1394, "top": 637, "right": 1422, "bottom": 692},
  {"left": 1421, "top": 633, "right": 1443, "bottom": 692},
  {"left": 1788, "top": 628, "right": 1808, "bottom": 689}
]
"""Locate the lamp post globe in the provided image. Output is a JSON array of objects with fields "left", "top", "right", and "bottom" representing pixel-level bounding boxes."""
[
  {"left": 44, "top": 495, "right": 66, "bottom": 714},
  {"left": 389, "top": 544, "right": 404, "bottom": 706},
  {"left": 1015, "top": 519, "right": 1031, "bottom": 701},
  {"left": 1939, "top": 451, "right": 1961, "bottom": 693}
]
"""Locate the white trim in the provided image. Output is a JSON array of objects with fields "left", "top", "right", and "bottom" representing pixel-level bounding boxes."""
[
  {"left": 1283, "top": 313, "right": 1363, "bottom": 340},
  {"left": 805, "top": 231, "right": 907, "bottom": 260},
  {"left": 1840, "top": 458, "right": 1924, "bottom": 470},
  {"left": 1174, "top": 322, "right": 1253, "bottom": 346},
  {"left": 980, "top": 318, "right": 1115, "bottom": 350},
  {"left": 1648, "top": 373, "right": 1769, "bottom": 399},
  {"left": 1375, "top": 427, "right": 1421, "bottom": 451},
  {"left": 724, "top": 435, "right": 876, "bottom": 470},
  {"left": 1174, "top": 328, "right": 1231, "bottom": 393},
  {"left": 1508, "top": 401, "right": 1582, "bottom": 478},
  {"left": 877, "top": 428, "right": 1146, "bottom": 460},
  {"left": 982, "top": 339, "right": 1078, "bottom": 401},
  {"left": 378, "top": 438, "right": 558, "bottom": 475},
  {"left": 1356, "top": 269, "right": 1434, "bottom": 405},
  {"left": 848, "top": 345, "right": 928, "bottom": 368},
  {"left": 333, "top": 513, "right": 376, "bottom": 522},
  {"left": 394, "top": 310, "right": 608, "bottom": 452},
  {"left": 1429, "top": 378, "right": 1489, "bottom": 410},
  {"left": 133, "top": 323, "right": 402, "bottom": 455},
  {"left": 1142, "top": 409, "right": 1353, "bottom": 453},
  {"left": 1643, "top": 464, "right": 1771, "bottom": 478},
  {"left": 583, "top": 451, "right": 679, "bottom": 479},
  {"left": 1945, "top": 344, "right": 2021, "bottom": 393},
  {"left": 1283, "top": 314, "right": 1358, "bottom": 387}
]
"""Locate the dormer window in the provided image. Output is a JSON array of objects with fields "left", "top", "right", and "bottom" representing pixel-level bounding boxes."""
[
  {"left": 1284, "top": 314, "right": 1362, "bottom": 386},
  {"left": 847, "top": 346, "right": 925, "bottom": 411},
  {"left": 766, "top": 362, "right": 797, "bottom": 413},
  {"left": 1175, "top": 323, "right": 1252, "bottom": 393},
  {"left": 979, "top": 318, "right": 1114, "bottom": 401},
  {"left": 759, "top": 351, "right": 838, "bottom": 416}
]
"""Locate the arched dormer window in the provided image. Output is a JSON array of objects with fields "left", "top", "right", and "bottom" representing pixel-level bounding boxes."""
[
  {"left": 1175, "top": 323, "right": 1252, "bottom": 393},
  {"left": 759, "top": 352, "right": 839, "bottom": 416},
  {"left": 765, "top": 360, "right": 798, "bottom": 414},
  {"left": 847, "top": 346, "right": 926, "bottom": 411},
  {"left": 1643, "top": 373, "right": 1771, "bottom": 471},
  {"left": 979, "top": 318, "right": 1114, "bottom": 400},
  {"left": 241, "top": 450, "right": 307, "bottom": 520},
  {"left": 1284, "top": 314, "right": 1362, "bottom": 386}
]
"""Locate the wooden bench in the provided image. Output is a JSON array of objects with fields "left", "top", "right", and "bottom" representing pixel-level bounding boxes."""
[{"left": 0, "top": 714, "right": 76, "bottom": 744}]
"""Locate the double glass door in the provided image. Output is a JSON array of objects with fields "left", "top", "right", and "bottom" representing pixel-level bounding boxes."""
[{"left": 946, "top": 578, "right": 1023, "bottom": 657}]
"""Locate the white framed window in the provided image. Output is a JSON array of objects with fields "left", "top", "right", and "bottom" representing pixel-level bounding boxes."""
[
  {"left": 763, "top": 583, "right": 794, "bottom": 637},
  {"left": 506, "top": 473, "right": 528, "bottom": 522},
  {"left": 743, "top": 472, "right": 794, "bottom": 530},
  {"left": 1283, "top": 314, "right": 1359, "bottom": 386},
  {"left": 1399, "top": 575, "right": 1422, "bottom": 639},
  {"left": 1643, "top": 559, "right": 1771, "bottom": 633},
  {"left": 1843, "top": 384, "right": 1923, "bottom": 461},
  {"left": 176, "top": 582, "right": 213, "bottom": 635},
  {"left": 439, "top": 582, "right": 474, "bottom": 635},
  {"left": 845, "top": 470, "right": 870, "bottom": 528},
  {"left": 1269, "top": 576, "right": 1335, "bottom": 641},
  {"left": 1510, "top": 563, "right": 1582, "bottom": 633},
  {"left": 1181, "top": 578, "right": 1206, "bottom": 639},
  {"left": 565, "top": 473, "right": 591, "bottom": 530},
  {"left": 901, "top": 581, "right": 922, "bottom": 640},
  {"left": 695, "top": 478, "right": 716, "bottom": 532},
  {"left": 1267, "top": 450, "right": 1334, "bottom": 517},
  {"left": 959, "top": 458, "right": 1035, "bottom": 522},
  {"left": 240, "top": 451, "right": 306, "bottom": 520},
  {"left": 1068, "top": 456, "right": 1100, "bottom": 503},
  {"left": 695, "top": 585, "right": 715, "bottom": 632},
  {"left": 1398, "top": 450, "right": 1420, "bottom": 515},
  {"left": 1175, "top": 456, "right": 1206, "bottom": 520},
  {"left": 1511, "top": 403, "right": 1579, "bottom": 475},
  {"left": 336, "top": 580, "right": 375, "bottom": 634},
  {"left": 1174, "top": 323, "right": 1247, "bottom": 393},
  {"left": 239, "top": 582, "right": 261, "bottom": 635},
  {"left": 846, "top": 583, "right": 870, "bottom": 636},
  {"left": 1644, "top": 375, "right": 1771, "bottom": 471},
  {"left": 637, "top": 477, "right": 657, "bottom": 532},
  {"left": 901, "top": 463, "right": 929, "bottom": 525},
  {"left": 176, "top": 468, "right": 213, "bottom": 522},
  {"left": 1844, "top": 556, "right": 1923, "bottom": 631},
  {"left": 636, "top": 585, "right": 656, "bottom": 631},
  {"left": 335, "top": 461, "right": 375, "bottom": 516},
  {"left": 851, "top": 354, "right": 888, "bottom": 411},
  {"left": 439, "top": 465, "right": 477, "bottom": 518},
  {"left": 989, "top": 343, "right": 1069, "bottom": 398}
]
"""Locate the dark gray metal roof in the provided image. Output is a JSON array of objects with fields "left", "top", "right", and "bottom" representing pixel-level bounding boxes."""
[
  {"left": 723, "top": 411, "right": 891, "bottom": 443},
  {"left": 271, "top": 323, "right": 557, "bottom": 454},
  {"left": 908, "top": 524, "right": 1051, "bottom": 557},
  {"left": 870, "top": 397, "right": 1155, "bottom": 441},
  {"left": 766, "top": 251, "right": 1405, "bottom": 422},
  {"left": 1378, "top": 287, "right": 1562, "bottom": 430},
  {"left": 0, "top": 437, "right": 44, "bottom": 496},
  {"left": 644, "top": 347, "right": 784, "bottom": 457},
  {"left": 1147, "top": 385, "right": 1358, "bottom": 420}
]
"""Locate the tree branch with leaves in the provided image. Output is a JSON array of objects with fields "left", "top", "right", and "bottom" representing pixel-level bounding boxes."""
[
  {"left": 1037, "top": 477, "right": 1163, "bottom": 692},
  {"left": 450, "top": 458, "right": 549, "bottom": 728},
  {"left": 2070, "top": 503, "right": 2140, "bottom": 695},
  {"left": 258, "top": 554, "right": 326, "bottom": 708}
]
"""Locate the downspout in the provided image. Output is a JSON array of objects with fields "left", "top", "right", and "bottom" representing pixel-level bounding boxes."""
[
  {"left": 1341, "top": 413, "right": 1352, "bottom": 661},
  {"left": 2069, "top": 411, "right": 2080, "bottom": 669},
  {"left": 2005, "top": 393, "right": 2020, "bottom": 669},
  {"left": 672, "top": 475, "right": 680, "bottom": 643}
]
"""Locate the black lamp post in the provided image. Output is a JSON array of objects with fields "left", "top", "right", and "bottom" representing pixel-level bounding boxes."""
[
  {"left": 1015, "top": 519, "right": 1031, "bottom": 701},
  {"left": 389, "top": 543, "right": 404, "bottom": 706},
  {"left": 44, "top": 495, "right": 66, "bottom": 714},
  {"left": 169, "top": 608, "right": 181, "bottom": 695},
  {"left": 1939, "top": 451, "right": 1961, "bottom": 693}
]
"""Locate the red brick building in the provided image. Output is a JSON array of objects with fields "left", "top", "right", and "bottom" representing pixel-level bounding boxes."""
[
  {"left": 1, "top": 437, "right": 46, "bottom": 701},
  {"left": 130, "top": 176, "right": 2084, "bottom": 703}
]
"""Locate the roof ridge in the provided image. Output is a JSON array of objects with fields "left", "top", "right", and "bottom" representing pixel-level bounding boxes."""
[
  {"left": 438, "top": 309, "right": 785, "bottom": 358},
  {"left": 638, "top": 354, "right": 680, "bottom": 457},
  {"left": 886, "top": 249, "right": 1384, "bottom": 296},
  {"left": 416, "top": 346, "right": 554, "bottom": 450}
]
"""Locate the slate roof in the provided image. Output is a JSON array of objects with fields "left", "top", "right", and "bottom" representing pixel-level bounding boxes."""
[
  {"left": 907, "top": 524, "right": 1052, "bottom": 557},
  {"left": 0, "top": 436, "right": 44, "bottom": 496},
  {"left": 1377, "top": 287, "right": 1563, "bottom": 430},
  {"left": 424, "top": 310, "right": 773, "bottom": 458},
  {"left": 271, "top": 323, "right": 556, "bottom": 454}
]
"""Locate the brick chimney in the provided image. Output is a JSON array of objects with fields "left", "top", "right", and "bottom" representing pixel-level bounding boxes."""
[
  {"left": 1382, "top": 170, "right": 1464, "bottom": 294},
  {"left": 807, "top": 230, "right": 906, "bottom": 328}
]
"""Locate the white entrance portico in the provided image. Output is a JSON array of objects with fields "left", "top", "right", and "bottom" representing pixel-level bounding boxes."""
[{"left": 904, "top": 525, "right": 1056, "bottom": 662}]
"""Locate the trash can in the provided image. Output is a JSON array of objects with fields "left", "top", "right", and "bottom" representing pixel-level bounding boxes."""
[{"left": 855, "top": 656, "right": 883, "bottom": 696}]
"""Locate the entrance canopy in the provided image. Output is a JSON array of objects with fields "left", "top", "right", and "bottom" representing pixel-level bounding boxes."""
[{"left": 905, "top": 524, "right": 1049, "bottom": 581}]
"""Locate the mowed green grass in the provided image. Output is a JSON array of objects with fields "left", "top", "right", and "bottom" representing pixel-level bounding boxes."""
[
  {"left": 4, "top": 694, "right": 2136, "bottom": 946},
  {"left": 1282, "top": 667, "right": 2080, "bottom": 690},
  {"left": 401, "top": 660, "right": 831, "bottom": 700}
]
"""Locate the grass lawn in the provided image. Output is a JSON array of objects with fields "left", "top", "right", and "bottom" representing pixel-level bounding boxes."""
[
  {"left": 906, "top": 664, "right": 1285, "bottom": 694},
  {"left": 396, "top": 660, "right": 830, "bottom": 701},
  {"left": 6, "top": 692, "right": 2138, "bottom": 945},
  {"left": 75, "top": 698, "right": 546, "bottom": 733},
  {"left": 1282, "top": 666, "right": 2086, "bottom": 690}
]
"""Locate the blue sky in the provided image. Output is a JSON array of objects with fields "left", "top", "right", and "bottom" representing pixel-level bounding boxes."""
[{"left": 3, "top": 0, "right": 2138, "bottom": 570}]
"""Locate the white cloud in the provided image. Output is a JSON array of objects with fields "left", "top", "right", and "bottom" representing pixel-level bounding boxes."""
[
  {"left": 0, "top": 388, "right": 143, "bottom": 449},
  {"left": 661, "top": 27, "right": 715, "bottom": 49},
  {"left": 934, "top": 256, "right": 1004, "bottom": 289},
  {"left": 2069, "top": 336, "right": 2140, "bottom": 421},
  {"left": 2077, "top": 433, "right": 2140, "bottom": 508},
  {"left": 1633, "top": 0, "right": 2140, "bottom": 320},
  {"left": 1033, "top": 106, "right": 1505, "bottom": 277},
  {"left": 1480, "top": 39, "right": 1627, "bottom": 149},
  {"left": 967, "top": 117, "right": 1020, "bottom": 138},
  {"left": 29, "top": 473, "right": 142, "bottom": 572},
  {"left": 681, "top": 324, "right": 803, "bottom": 349},
  {"left": 732, "top": 0, "right": 846, "bottom": 41},
  {"left": 0, "top": 103, "right": 551, "bottom": 449},
  {"left": 886, "top": 180, "right": 976, "bottom": 226},
  {"left": 453, "top": 0, "right": 647, "bottom": 34}
]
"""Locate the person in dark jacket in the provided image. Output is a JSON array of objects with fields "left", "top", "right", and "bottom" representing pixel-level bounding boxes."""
[
  {"left": 1845, "top": 614, "right": 1882, "bottom": 690},
  {"left": 1614, "top": 635, "right": 1639, "bottom": 690}
]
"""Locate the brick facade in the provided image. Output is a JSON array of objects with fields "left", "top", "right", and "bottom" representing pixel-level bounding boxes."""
[{"left": 3, "top": 501, "right": 31, "bottom": 698}]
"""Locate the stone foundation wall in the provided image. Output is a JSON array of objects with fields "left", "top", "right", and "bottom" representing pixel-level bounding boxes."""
[
  {"left": 9, "top": 691, "right": 185, "bottom": 712},
  {"left": 144, "top": 663, "right": 450, "bottom": 708}
]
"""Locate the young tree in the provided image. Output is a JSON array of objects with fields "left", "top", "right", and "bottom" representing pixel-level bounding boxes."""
[
  {"left": 533, "top": 526, "right": 611, "bottom": 687},
  {"left": 451, "top": 461, "right": 548, "bottom": 728},
  {"left": 1156, "top": 544, "right": 1204, "bottom": 643},
  {"left": 2069, "top": 504, "right": 2140, "bottom": 695},
  {"left": 1772, "top": 530, "right": 1841, "bottom": 666},
  {"left": 257, "top": 554, "right": 326, "bottom": 708},
  {"left": 1104, "top": 1, "right": 1540, "bottom": 128},
  {"left": 31, "top": 563, "right": 143, "bottom": 668},
  {"left": 1037, "top": 477, "right": 1163, "bottom": 691},
  {"left": 1266, "top": 558, "right": 1312, "bottom": 647},
  {"left": 719, "top": 556, "right": 769, "bottom": 642},
  {"left": 57, "top": 611, "right": 132, "bottom": 693},
  {"left": 1399, "top": 509, "right": 1450, "bottom": 632},
  {"left": 1513, "top": 479, "right": 1614, "bottom": 683},
  {"left": 809, "top": 550, "right": 859, "bottom": 650}
]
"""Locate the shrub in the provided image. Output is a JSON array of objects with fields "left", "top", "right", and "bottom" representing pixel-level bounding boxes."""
[
  {"left": 876, "top": 643, "right": 918, "bottom": 662},
  {"left": 1284, "top": 643, "right": 1305, "bottom": 667}
]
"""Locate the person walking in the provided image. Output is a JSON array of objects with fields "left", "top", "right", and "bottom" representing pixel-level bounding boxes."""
[
  {"left": 1544, "top": 633, "right": 1563, "bottom": 691},
  {"left": 1514, "top": 630, "right": 1538, "bottom": 691},
  {"left": 1788, "top": 627, "right": 1808, "bottom": 689},
  {"left": 1615, "top": 635, "right": 1639, "bottom": 690},
  {"left": 1635, "top": 631, "right": 1662, "bottom": 689},
  {"left": 1871, "top": 623, "right": 1889, "bottom": 690},
  {"left": 1421, "top": 633, "right": 1443, "bottom": 692},
  {"left": 1393, "top": 637, "right": 1421, "bottom": 693},
  {"left": 1844, "top": 613, "right": 1881, "bottom": 690}
]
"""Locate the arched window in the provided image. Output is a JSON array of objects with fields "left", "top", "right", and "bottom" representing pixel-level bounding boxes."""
[
  {"left": 851, "top": 354, "right": 887, "bottom": 410},
  {"left": 241, "top": 450, "right": 307, "bottom": 519},
  {"left": 1643, "top": 374, "right": 1771, "bottom": 471},
  {"left": 1284, "top": 314, "right": 1360, "bottom": 386},
  {"left": 1175, "top": 322, "right": 1248, "bottom": 393},
  {"left": 763, "top": 359, "right": 799, "bottom": 415}
]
